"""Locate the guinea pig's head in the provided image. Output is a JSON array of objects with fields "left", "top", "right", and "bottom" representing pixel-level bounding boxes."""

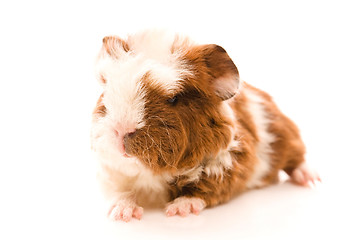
[{"left": 93, "top": 31, "right": 239, "bottom": 175}]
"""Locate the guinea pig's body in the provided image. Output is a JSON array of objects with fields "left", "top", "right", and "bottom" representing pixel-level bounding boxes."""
[{"left": 91, "top": 30, "right": 320, "bottom": 222}]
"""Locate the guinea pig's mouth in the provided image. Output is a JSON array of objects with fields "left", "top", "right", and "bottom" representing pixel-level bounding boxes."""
[
  {"left": 118, "top": 144, "right": 134, "bottom": 158},
  {"left": 122, "top": 152, "right": 133, "bottom": 158},
  {"left": 116, "top": 138, "right": 134, "bottom": 159}
]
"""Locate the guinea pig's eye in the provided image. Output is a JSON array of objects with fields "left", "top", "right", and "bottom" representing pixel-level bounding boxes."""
[{"left": 167, "top": 95, "right": 178, "bottom": 105}]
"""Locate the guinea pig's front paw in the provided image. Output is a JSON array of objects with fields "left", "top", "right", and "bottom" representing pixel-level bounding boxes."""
[
  {"left": 165, "top": 197, "right": 206, "bottom": 217},
  {"left": 108, "top": 199, "right": 143, "bottom": 222}
]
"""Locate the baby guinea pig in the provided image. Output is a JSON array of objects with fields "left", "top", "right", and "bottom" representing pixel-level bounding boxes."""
[{"left": 91, "top": 30, "right": 320, "bottom": 222}]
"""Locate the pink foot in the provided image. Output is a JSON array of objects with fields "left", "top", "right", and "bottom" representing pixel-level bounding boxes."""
[
  {"left": 108, "top": 199, "right": 143, "bottom": 222},
  {"left": 165, "top": 197, "right": 206, "bottom": 217},
  {"left": 290, "top": 163, "right": 321, "bottom": 187}
]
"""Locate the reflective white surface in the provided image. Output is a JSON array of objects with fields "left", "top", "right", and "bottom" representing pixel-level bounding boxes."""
[{"left": 1, "top": 1, "right": 360, "bottom": 239}]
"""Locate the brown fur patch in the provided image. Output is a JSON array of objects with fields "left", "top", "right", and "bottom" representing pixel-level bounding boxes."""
[
  {"left": 167, "top": 83, "right": 306, "bottom": 207},
  {"left": 121, "top": 44, "right": 242, "bottom": 175},
  {"left": 124, "top": 73, "right": 233, "bottom": 175}
]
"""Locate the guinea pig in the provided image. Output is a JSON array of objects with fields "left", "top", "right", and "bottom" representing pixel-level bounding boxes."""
[{"left": 91, "top": 30, "right": 320, "bottom": 222}]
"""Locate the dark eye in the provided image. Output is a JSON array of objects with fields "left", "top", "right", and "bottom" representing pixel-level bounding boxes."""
[{"left": 167, "top": 95, "right": 178, "bottom": 105}]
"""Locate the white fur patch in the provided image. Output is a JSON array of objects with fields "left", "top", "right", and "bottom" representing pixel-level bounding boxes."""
[
  {"left": 177, "top": 148, "right": 235, "bottom": 182},
  {"left": 204, "top": 150, "right": 233, "bottom": 179},
  {"left": 104, "top": 30, "right": 192, "bottom": 94},
  {"left": 99, "top": 56, "right": 147, "bottom": 129},
  {"left": 244, "top": 89, "right": 276, "bottom": 188},
  {"left": 221, "top": 100, "right": 239, "bottom": 150},
  {"left": 178, "top": 166, "right": 204, "bottom": 183},
  {"left": 96, "top": 160, "right": 171, "bottom": 208},
  {"left": 127, "top": 30, "right": 177, "bottom": 62}
]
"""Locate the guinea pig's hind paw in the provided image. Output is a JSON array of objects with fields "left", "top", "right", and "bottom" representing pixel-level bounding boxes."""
[
  {"left": 165, "top": 197, "right": 206, "bottom": 217},
  {"left": 108, "top": 200, "right": 143, "bottom": 222},
  {"left": 290, "top": 163, "right": 321, "bottom": 187}
]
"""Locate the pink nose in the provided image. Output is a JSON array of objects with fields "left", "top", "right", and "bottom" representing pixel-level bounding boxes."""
[{"left": 114, "top": 125, "right": 136, "bottom": 156}]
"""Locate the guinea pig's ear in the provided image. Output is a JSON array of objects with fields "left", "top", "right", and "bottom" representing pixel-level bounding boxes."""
[
  {"left": 202, "top": 44, "right": 239, "bottom": 100},
  {"left": 102, "top": 35, "right": 129, "bottom": 58}
]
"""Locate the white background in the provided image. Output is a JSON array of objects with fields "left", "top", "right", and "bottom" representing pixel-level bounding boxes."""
[{"left": 0, "top": 0, "right": 360, "bottom": 239}]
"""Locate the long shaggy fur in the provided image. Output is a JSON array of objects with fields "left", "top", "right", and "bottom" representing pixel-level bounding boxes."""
[{"left": 91, "top": 30, "right": 311, "bottom": 220}]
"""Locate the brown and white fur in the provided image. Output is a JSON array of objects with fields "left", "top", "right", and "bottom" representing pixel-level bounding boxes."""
[{"left": 91, "top": 30, "right": 320, "bottom": 222}]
